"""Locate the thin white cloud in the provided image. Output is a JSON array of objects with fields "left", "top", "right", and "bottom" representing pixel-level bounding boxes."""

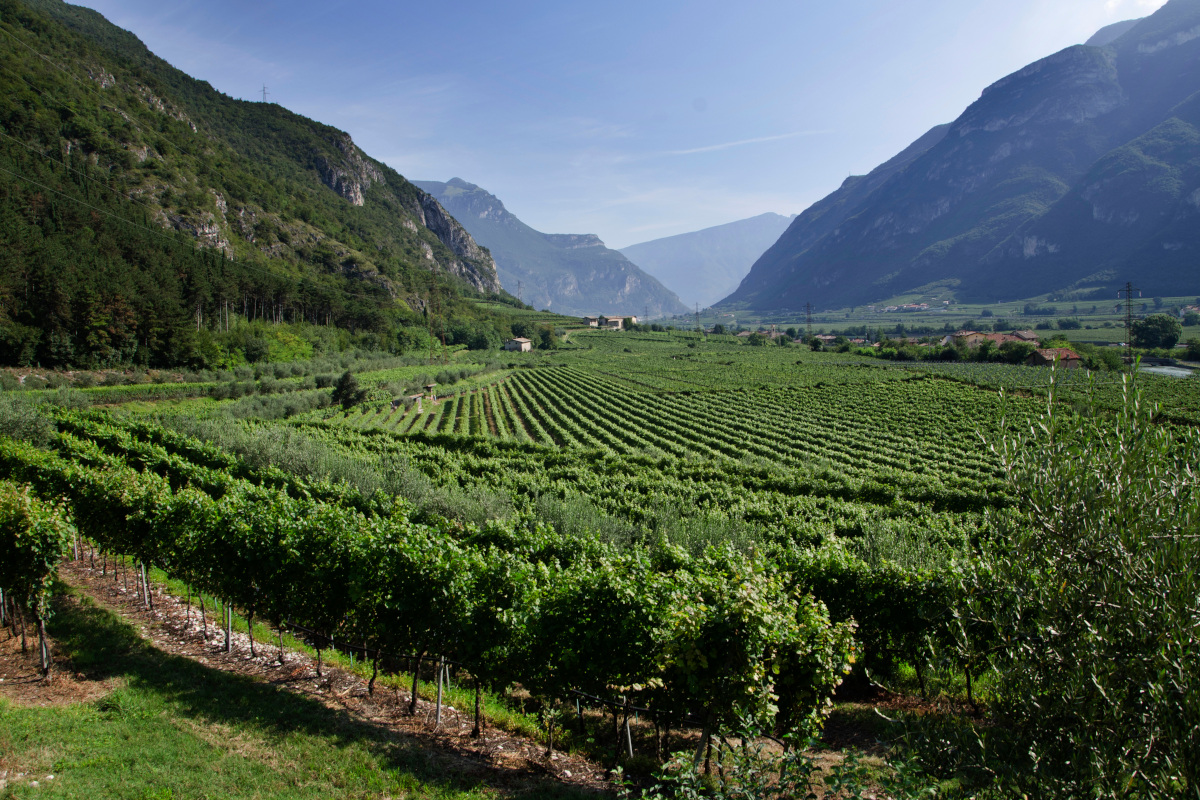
[{"left": 666, "top": 130, "right": 831, "bottom": 157}]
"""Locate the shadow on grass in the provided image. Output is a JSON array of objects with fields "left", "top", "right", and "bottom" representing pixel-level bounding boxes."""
[{"left": 48, "top": 588, "right": 591, "bottom": 799}]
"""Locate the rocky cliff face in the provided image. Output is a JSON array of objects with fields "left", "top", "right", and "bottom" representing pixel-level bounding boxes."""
[
  {"left": 722, "top": 0, "right": 1200, "bottom": 311},
  {"left": 543, "top": 233, "right": 605, "bottom": 249},
  {"left": 315, "top": 134, "right": 384, "bottom": 206},
  {"left": 309, "top": 136, "right": 500, "bottom": 294},
  {"left": 412, "top": 191, "right": 502, "bottom": 294}
]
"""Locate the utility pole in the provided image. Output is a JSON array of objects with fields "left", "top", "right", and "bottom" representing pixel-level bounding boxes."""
[
  {"left": 261, "top": 84, "right": 269, "bottom": 103},
  {"left": 1120, "top": 281, "right": 1140, "bottom": 366}
]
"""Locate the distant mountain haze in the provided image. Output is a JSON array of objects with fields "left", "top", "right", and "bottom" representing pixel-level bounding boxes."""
[
  {"left": 618, "top": 213, "right": 795, "bottom": 310},
  {"left": 414, "top": 179, "right": 689, "bottom": 318},
  {"left": 1084, "top": 18, "right": 1144, "bottom": 47},
  {"left": 722, "top": 1, "right": 1200, "bottom": 312}
]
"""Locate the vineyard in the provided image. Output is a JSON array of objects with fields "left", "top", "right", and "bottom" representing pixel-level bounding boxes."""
[
  {"left": 334, "top": 366, "right": 1017, "bottom": 488},
  {"left": 3, "top": 328, "right": 1197, "bottom": 796}
]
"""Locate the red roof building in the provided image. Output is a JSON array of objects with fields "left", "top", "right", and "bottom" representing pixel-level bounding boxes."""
[{"left": 1027, "top": 348, "right": 1082, "bottom": 368}]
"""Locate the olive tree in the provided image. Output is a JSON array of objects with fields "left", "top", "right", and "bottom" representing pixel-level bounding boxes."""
[{"left": 958, "top": 373, "right": 1200, "bottom": 798}]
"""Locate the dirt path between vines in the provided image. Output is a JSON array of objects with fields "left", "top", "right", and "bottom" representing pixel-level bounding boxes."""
[{"left": 25, "top": 560, "right": 612, "bottom": 794}]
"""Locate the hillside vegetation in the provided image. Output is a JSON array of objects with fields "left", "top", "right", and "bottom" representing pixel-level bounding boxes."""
[{"left": 0, "top": 0, "right": 512, "bottom": 370}]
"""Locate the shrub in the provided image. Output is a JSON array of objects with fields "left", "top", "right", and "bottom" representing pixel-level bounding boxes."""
[
  {"left": 0, "top": 395, "right": 53, "bottom": 445},
  {"left": 1131, "top": 313, "right": 1182, "bottom": 349},
  {"left": 949, "top": 373, "right": 1200, "bottom": 797},
  {"left": 331, "top": 371, "right": 366, "bottom": 409}
]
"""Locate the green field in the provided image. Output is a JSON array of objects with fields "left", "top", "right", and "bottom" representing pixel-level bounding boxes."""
[
  {"left": 2, "top": 328, "right": 1196, "bottom": 798},
  {"left": 689, "top": 294, "right": 1200, "bottom": 340}
]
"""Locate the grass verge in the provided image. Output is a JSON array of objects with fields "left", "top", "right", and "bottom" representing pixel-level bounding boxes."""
[{"left": 0, "top": 584, "right": 587, "bottom": 800}]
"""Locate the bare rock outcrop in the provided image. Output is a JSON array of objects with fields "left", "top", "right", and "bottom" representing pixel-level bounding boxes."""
[{"left": 413, "top": 191, "right": 502, "bottom": 294}]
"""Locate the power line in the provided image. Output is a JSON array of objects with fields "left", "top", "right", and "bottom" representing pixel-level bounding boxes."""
[
  {"left": 0, "top": 128, "right": 161, "bottom": 222},
  {"left": 0, "top": 20, "right": 78, "bottom": 80}
]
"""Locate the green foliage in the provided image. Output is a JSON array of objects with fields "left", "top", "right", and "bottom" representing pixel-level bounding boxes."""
[
  {"left": 331, "top": 370, "right": 365, "bottom": 409},
  {"left": 0, "top": 416, "right": 856, "bottom": 742},
  {"left": 536, "top": 325, "right": 559, "bottom": 350},
  {"left": 950, "top": 373, "right": 1200, "bottom": 797},
  {"left": 0, "top": 0, "right": 515, "bottom": 370},
  {"left": 1, "top": 591, "right": 563, "bottom": 800},
  {"left": 617, "top": 718, "right": 935, "bottom": 800},
  {"left": 1131, "top": 313, "right": 1183, "bottom": 349},
  {"left": 0, "top": 393, "right": 53, "bottom": 445},
  {"left": 0, "top": 478, "right": 74, "bottom": 675}
]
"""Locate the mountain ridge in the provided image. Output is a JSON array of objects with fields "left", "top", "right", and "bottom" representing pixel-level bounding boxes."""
[
  {"left": 721, "top": 2, "right": 1200, "bottom": 311},
  {"left": 414, "top": 178, "right": 689, "bottom": 318},
  {"left": 0, "top": 0, "right": 508, "bottom": 367},
  {"left": 618, "top": 213, "right": 796, "bottom": 310}
]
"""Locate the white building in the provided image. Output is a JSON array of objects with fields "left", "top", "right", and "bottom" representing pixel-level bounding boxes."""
[{"left": 504, "top": 337, "right": 533, "bottom": 352}]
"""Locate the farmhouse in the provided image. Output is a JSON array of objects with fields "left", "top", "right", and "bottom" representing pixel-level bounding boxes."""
[
  {"left": 941, "top": 330, "right": 1036, "bottom": 348},
  {"left": 941, "top": 330, "right": 988, "bottom": 347},
  {"left": 1027, "top": 348, "right": 1082, "bottom": 368},
  {"left": 504, "top": 337, "right": 533, "bottom": 352},
  {"left": 583, "top": 315, "right": 633, "bottom": 330}
]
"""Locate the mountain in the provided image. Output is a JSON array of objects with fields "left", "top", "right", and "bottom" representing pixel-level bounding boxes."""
[
  {"left": 618, "top": 213, "right": 795, "bottom": 310},
  {"left": 0, "top": 0, "right": 502, "bottom": 368},
  {"left": 722, "top": 3, "right": 1200, "bottom": 312},
  {"left": 414, "top": 179, "right": 688, "bottom": 318},
  {"left": 1085, "top": 19, "right": 1143, "bottom": 47}
]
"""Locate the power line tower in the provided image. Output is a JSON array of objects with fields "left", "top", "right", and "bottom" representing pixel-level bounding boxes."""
[
  {"left": 261, "top": 84, "right": 269, "bottom": 103},
  {"left": 1120, "top": 281, "right": 1140, "bottom": 366},
  {"left": 695, "top": 303, "right": 701, "bottom": 334},
  {"left": 805, "top": 303, "right": 813, "bottom": 340},
  {"left": 516, "top": 280, "right": 523, "bottom": 304}
]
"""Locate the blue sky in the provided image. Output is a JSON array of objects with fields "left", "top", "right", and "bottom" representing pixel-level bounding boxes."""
[{"left": 74, "top": 0, "right": 1167, "bottom": 248}]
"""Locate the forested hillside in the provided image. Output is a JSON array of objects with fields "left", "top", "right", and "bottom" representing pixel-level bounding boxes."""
[{"left": 0, "top": 0, "right": 509, "bottom": 369}]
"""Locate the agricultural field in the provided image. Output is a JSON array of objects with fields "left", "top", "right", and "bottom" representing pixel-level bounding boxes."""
[
  {"left": 3, "top": 328, "right": 1196, "bottom": 797},
  {"left": 697, "top": 294, "right": 1200, "bottom": 336}
]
